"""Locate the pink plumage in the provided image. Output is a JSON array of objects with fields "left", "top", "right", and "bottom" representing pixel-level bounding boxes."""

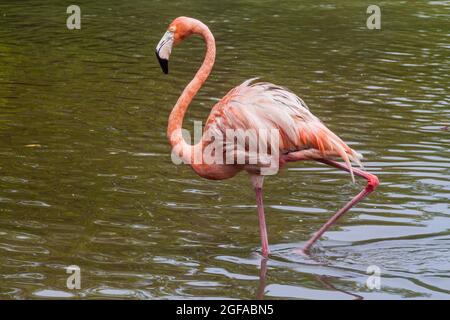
[{"left": 205, "top": 78, "right": 363, "bottom": 181}]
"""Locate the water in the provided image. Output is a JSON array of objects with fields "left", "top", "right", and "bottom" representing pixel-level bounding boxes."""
[{"left": 0, "top": 0, "right": 449, "bottom": 299}]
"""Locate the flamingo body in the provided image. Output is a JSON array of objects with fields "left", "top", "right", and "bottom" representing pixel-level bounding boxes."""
[{"left": 202, "top": 78, "right": 362, "bottom": 178}]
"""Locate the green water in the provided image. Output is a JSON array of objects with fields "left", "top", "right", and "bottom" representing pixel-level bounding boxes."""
[{"left": 0, "top": 0, "right": 449, "bottom": 299}]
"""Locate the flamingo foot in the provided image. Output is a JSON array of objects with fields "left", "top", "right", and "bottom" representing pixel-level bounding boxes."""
[{"left": 299, "top": 159, "right": 379, "bottom": 253}]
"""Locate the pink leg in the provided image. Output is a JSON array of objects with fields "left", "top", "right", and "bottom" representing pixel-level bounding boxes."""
[
  {"left": 301, "top": 159, "right": 379, "bottom": 253},
  {"left": 255, "top": 187, "right": 270, "bottom": 257}
]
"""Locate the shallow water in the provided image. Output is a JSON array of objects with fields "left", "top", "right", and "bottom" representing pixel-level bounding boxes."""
[{"left": 0, "top": 0, "right": 449, "bottom": 299}]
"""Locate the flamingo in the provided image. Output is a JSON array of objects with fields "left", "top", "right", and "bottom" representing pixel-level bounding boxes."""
[{"left": 155, "top": 17, "right": 379, "bottom": 257}]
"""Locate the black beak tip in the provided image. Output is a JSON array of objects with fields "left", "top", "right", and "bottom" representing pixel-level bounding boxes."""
[{"left": 155, "top": 52, "right": 169, "bottom": 74}]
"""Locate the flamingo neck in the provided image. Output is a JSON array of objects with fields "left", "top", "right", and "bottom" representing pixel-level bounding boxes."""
[{"left": 167, "top": 22, "right": 216, "bottom": 164}]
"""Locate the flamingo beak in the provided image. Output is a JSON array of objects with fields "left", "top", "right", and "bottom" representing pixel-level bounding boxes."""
[{"left": 155, "top": 31, "right": 174, "bottom": 74}]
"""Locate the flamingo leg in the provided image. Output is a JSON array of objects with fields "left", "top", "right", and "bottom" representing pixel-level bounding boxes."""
[
  {"left": 301, "top": 159, "right": 379, "bottom": 253},
  {"left": 255, "top": 186, "right": 270, "bottom": 257}
]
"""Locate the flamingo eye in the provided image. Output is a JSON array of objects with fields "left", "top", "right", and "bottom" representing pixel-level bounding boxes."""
[{"left": 168, "top": 26, "right": 176, "bottom": 32}]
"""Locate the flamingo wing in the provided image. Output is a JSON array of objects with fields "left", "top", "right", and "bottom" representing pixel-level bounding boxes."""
[{"left": 204, "top": 79, "right": 362, "bottom": 178}]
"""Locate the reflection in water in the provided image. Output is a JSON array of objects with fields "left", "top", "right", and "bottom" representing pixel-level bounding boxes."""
[
  {"left": 256, "top": 257, "right": 268, "bottom": 300},
  {"left": 0, "top": 0, "right": 449, "bottom": 299},
  {"left": 256, "top": 255, "right": 363, "bottom": 300},
  {"left": 315, "top": 276, "right": 363, "bottom": 300}
]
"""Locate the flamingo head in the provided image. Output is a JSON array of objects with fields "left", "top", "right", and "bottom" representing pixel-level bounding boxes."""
[{"left": 155, "top": 17, "right": 198, "bottom": 74}]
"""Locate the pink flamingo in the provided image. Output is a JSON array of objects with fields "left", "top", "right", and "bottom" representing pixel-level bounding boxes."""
[{"left": 155, "top": 17, "right": 379, "bottom": 257}]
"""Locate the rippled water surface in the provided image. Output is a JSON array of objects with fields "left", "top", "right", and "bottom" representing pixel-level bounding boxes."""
[{"left": 0, "top": 0, "right": 449, "bottom": 299}]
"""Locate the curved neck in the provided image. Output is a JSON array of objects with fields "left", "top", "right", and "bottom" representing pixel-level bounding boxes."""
[{"left": 167, "top": 21, "right": 215, "bottom": 164}]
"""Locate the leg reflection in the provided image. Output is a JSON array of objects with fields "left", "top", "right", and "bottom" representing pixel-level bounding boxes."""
[
  {"left": 316, "top": 275, "right": 363, "bottom": 300},
  {"left": 256, "top": 257, "right": 268, "bottom": 300}
]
